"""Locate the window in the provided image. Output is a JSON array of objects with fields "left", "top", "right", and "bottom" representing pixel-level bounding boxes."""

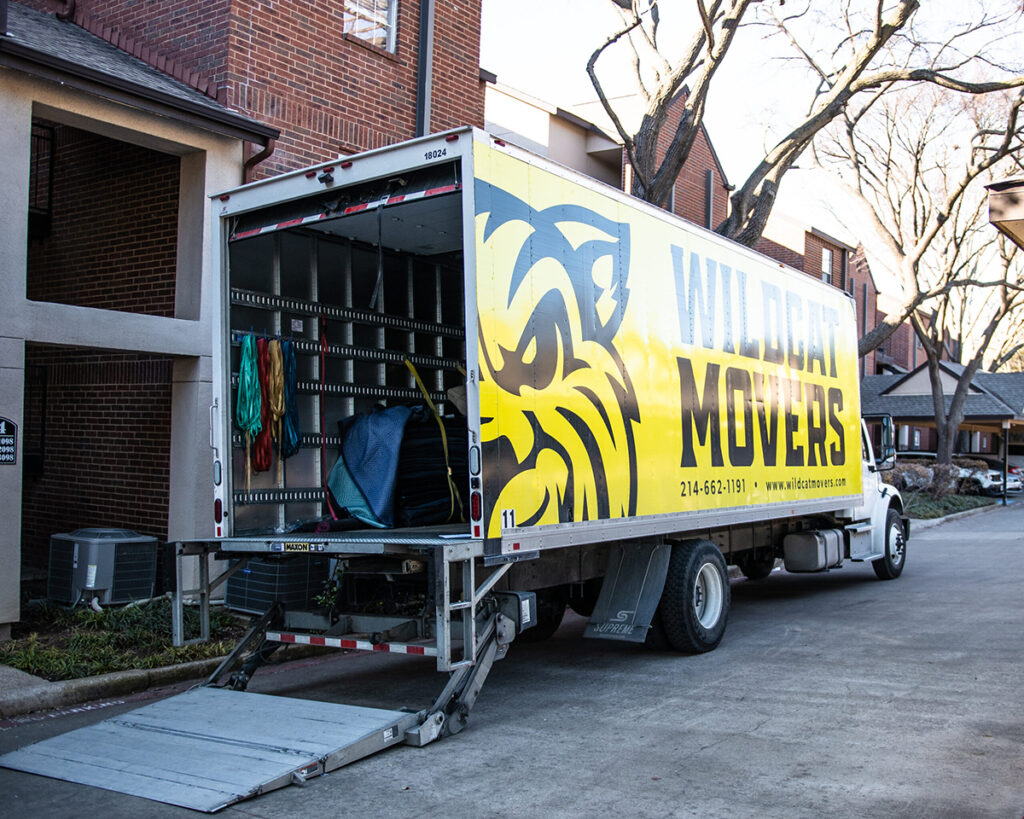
[
  {"left": 821, "top": 247, "right": 833, "bottom": 283},
  {"left": 343, "top": 0, "right": 397, "bottom": 52},
  {"left": 28, "top": 122, "right": 54, "bottom": 240}
]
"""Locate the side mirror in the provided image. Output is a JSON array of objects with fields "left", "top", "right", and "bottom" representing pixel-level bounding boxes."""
[
  {"left": 865, "top": 414, "right": 896, "bottom": 472},
  {"left": 875, "top": 415, "right": 896, "bottom": 471}
]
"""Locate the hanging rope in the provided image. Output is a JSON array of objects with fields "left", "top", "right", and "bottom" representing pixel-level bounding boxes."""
[
  {"left": 405, "top": 359, "right": 464, "bottom": 522},
  {"left": 253, "top": 337, "right": 273, "bottom": 473},
  {"left": 236, "top": 334, "right": 262, "bottom": 494},
  {"left": 281, "top": 340, "right": 301, "bottom": 460},
  {"left": 267, "top": 339, "right": 286, "bottom": 484}
]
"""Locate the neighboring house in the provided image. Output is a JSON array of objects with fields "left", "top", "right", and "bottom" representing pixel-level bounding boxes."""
[
  {"left": 487, "top": 81, "right": 731, "bottom": 230},
  {"left": 485, "top": 80, "right": 623, "bottom": 188},
  {"left": 861, "top": 362, "right": 1024, "bottom": 459},
  {"left": 987, "top": 178, "right": 1024, "bottom": 250},
  {"left": 2, "top": 0, "right": 484, "bottom": 638}
]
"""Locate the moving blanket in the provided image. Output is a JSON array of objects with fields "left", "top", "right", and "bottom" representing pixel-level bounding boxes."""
[{"left": 327, "top": 406, "right": 413, "bottom": 528}]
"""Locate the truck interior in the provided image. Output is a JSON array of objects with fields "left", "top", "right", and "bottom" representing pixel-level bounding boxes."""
[{"left": 226, "top": 160, "right": 471, "bottom": 538}]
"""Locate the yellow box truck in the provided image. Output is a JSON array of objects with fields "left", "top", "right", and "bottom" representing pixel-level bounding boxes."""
[{"left": 0, "top": 129, "right": 909, "bottom": 811}]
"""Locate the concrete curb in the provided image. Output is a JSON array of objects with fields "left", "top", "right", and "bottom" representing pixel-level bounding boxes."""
[
  {"left": 0, "top": 656, "right": 226, "bottom": 719},
  {"left": 908, "top": 500, "right": 1005, "bottom": 532},
  {"left": 0, "top": 643, "right": 334, "bottom": 719}
]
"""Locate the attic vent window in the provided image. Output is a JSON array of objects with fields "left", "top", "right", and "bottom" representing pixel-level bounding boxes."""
[
  {"left": 343, "top": 0, "right": 397, "bottom": 52},
  {"left": 28, "top": 122, "right": 55, "bottom": 241}
]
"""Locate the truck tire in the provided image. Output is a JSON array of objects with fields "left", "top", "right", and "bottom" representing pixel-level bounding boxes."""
[
  {"left": 643, "top": 609, "right": 671, "bottom": 651},
  {"left": 519, "top": 586, "right": 567, "bottom": 642},
  {"left": 660, "top": 539, "right": 730, "bottom": 653},
  {"left": 872, "top": 508, "right": 906, "bottom": 580},
  {"left": 737, "top": 553, "right": 774, "bottom": 580}
]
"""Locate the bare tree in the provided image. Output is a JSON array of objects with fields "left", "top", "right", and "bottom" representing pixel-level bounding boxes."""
[
  {"left": 817, "top": 83, "right": 1024, "bottom": 461},
  {"left": 587, "top": 0, "right": 1024, "bottom": 247},
  {"left": 816, "top": 85, "right": 1024, "bottom": 357},
  {"left": 988, "top": 306, "right": 1024, "bottom": 371},
  {"left": 912, "top": 238, "right": 1023, "bottom": 461}
]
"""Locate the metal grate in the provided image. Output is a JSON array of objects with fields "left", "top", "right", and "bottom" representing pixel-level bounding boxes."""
[
  {"left": 46, "top": 538, "right": 75, "bottom": 603},
  {"left": 110, "top": 542, "right": 159, "bottom": 602}
]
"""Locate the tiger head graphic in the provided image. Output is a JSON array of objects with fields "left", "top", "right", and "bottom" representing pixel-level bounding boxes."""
[{"left": 475, "top": 181, "right": 640, "bottom": 537}]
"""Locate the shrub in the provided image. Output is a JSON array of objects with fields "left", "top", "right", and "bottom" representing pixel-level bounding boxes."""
[
  {"left": 928, "top": 464, "right": 960, "bottom": 499},
  {"left": 952, "top": 457, "right": 988, "bottom": 473},
  {"left": 888, "top": 463, "right": 932, "bottom": 494}
]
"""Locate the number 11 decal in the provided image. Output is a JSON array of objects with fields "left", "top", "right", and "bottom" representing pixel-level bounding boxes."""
[{"left": 501, "top": 508, "right": 517, "bottom": 530}]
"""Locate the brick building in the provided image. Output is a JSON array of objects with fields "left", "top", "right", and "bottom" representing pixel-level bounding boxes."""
[
  {"left": 2, "top": 0, "right": 484, "bottom": 636},
  {"left": 486, "top": 81, "right": 730, "bottom": 231}
]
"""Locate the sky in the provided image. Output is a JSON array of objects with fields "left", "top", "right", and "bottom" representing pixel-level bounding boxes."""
[
  {"left": 478, "top": 0, "right": 1023, "bottom": 299},
  {"left": 479, "top": 0, "right": 839, "bottom": 231}
]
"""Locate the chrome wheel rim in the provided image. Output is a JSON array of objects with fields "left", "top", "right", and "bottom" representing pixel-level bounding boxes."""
[
  {"left": 694, "top": 562, "right": 724, "bottom": 628},
  {"left": 888, "top": 522, "right": 905, "bottom": 567}
]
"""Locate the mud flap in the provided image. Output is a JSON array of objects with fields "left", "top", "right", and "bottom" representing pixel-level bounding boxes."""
[{"left": 583, "top": 541, "right": 671, "bottom": 643}]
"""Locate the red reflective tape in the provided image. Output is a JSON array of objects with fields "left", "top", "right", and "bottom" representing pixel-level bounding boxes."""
[
  {"left": 232, "top": 228, "right": 261, "bottom": 240},
  {"left": 372, "top": 644, "right": 390, "bottom": 652},
  {"left": 277, "top": 633, "right": 296, "bottom": 643},
  {"left": 310, "top": 636, "right": 326, "bottom": 646},
  {"left": 407, "top": 646, "right": 425, "bottom": 655},
  {"left": 277, "top": 218, "right": 304, "bottom": 229},
  {"left": 387, "top": 194, "right": 406, "bottom": 204},
  {"left": 339, "top": 640, "right": 357, "bottom": 649},
  {"left": 344, "top": 203, "right": 369, "bottom": 214},
  {"left": 425, "top": 184, "right": 458, "bottom": 197}
]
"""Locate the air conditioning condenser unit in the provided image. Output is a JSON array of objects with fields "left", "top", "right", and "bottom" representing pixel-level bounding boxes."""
[{"left": 47, "top": 528, "right": 159, "bottom": 605}]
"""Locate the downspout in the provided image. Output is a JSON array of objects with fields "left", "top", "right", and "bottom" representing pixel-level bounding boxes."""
[
  {"left": 243, "top": 139, "right": 275, "bottom": 184},
  {"left": 415, "top": 0, "right": 435, "bottom": 137},
  {"left": 1, "top": 0, "right": 8, "bottom": 36}
]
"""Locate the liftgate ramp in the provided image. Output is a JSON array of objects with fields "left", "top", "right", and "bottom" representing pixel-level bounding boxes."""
[
  {"left": 0, "top": 540, "right": 510, "bottom": 811},
  {"left": 0, "top": 687, "right": 420, "bottom": 812}
]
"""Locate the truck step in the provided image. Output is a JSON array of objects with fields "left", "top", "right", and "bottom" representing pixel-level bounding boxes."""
[{"left": 268, "top": 629, "right": 439, "bottom": 657}]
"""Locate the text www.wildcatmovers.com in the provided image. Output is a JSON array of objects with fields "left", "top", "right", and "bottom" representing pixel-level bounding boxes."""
[{"left": 766, "top": 476, "right": 848, "bottom": 492}]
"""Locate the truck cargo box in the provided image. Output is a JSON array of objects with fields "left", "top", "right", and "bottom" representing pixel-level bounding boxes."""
[{"left": 210, "top": 128, "right": 862, "bottom": 559}]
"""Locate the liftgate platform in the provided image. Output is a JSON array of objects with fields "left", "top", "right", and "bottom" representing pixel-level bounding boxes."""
[{"left": 0, "top": 687, "right": 420, "bottom": 812}]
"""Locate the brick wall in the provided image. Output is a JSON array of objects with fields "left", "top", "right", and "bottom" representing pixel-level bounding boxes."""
[
  {"left": 227, "top": 0, "right": 485, "bottom": 175},
  {"left": 847, "top": 246, "right": 878, "bottom": 375},
  {"left": 20, "top": 1, "right": 485, "bottom": 177},
  {"left": 20, "top": 345, "right": 173, "bottom": 577},
  {"left": 26, "top": 122, "right": 180, "bottom": 317},
  {"left": 625, "top": 91, "right": 731, "bottom": 229},
  {"left": 804, "top": 233, "right": 839, "bottom": 287},
  {"left": 883, "top": 321, "right": 916, "bottom": 371},
  {"left": 17, "top": 0, "right": 231, "bottom": 83},
  {"left": 755, "top": 236, "right": 804, "bottom": 271}
]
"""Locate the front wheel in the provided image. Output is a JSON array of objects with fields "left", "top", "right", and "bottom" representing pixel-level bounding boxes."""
[
  {"left": 660, "top": 539, "right": 730, "bottom": 653},
  {"left": 872, "top": 508, "right": 906, "bottom": 580}
]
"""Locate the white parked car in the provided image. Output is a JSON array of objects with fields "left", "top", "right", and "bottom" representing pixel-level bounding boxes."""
[{"left": 896, "top": 452, "right": 1022, "bottom": 495}]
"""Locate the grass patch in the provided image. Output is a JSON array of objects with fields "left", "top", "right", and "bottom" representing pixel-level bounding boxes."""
[
  {"left": 904, "top": 493, "right": 997, "bottom": 520},
  {"left": 0, "top": 597, "right": 247, "bottom": 681}
]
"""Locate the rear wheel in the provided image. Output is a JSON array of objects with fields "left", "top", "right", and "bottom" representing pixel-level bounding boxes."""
[
  {"left": 660, "top": 539, "right": 730, "bottom": 653},
  {"left": 643, "top": 608, "right": 671, "bottom": 651},
  {"left": 519, "top": 586, "right": 567, "bottom": 642},
  {"left": 872, "top": 508, "right": 906, "bottom": 580}
]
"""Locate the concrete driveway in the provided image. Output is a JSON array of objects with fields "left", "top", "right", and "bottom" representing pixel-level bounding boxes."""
[{"left": 1, "top": 503, "right": 1022, "bottom": 818}]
